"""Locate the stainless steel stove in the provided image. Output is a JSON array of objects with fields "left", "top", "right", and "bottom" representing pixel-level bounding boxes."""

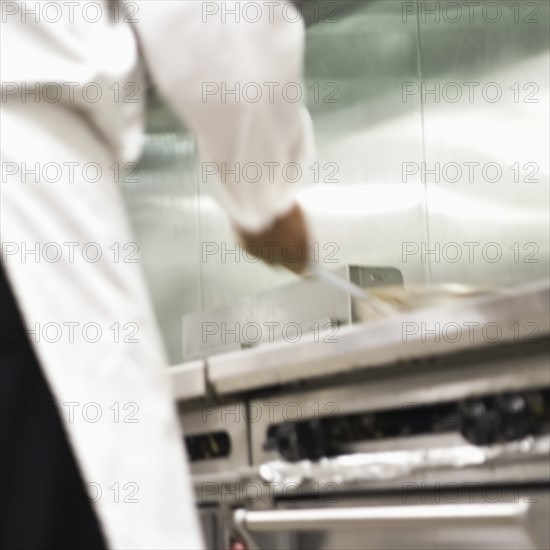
[{"left": 172, "top": 276, "right": 550, "bottom": 550}]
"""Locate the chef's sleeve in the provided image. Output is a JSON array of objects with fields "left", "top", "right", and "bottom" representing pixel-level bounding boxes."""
[{"left": 133, "top": 1, "right": 315, "bottom": 233}]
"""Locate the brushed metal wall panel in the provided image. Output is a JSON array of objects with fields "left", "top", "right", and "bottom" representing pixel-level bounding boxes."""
[
  {"left": 123, "top": 1, "right": 549, "bottom": 362},
  {"left": 418, "top": 0, "right": 550, "bottom": 284},
  {"left": 122, "top": 91, "right": 201, "bottom": 363}
]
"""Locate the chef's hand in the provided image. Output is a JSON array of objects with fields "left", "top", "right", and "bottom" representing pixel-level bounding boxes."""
[{"left": 236, "top": 204, "right": 310, "bottom": 274}]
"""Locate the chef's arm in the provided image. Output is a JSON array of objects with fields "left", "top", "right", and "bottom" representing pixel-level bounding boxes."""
[{"left": 133, "top": 1, "right": 314, "bottom": 271}]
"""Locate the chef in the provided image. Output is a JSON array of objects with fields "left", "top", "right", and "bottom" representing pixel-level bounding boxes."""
[{"left": 0, "top": 1, "right": 314, "bottom": 548}]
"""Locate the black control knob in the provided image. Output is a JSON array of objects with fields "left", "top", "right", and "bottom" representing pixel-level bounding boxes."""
[{"left": 264, "top": 420, "right": 330, "bottom": 462}]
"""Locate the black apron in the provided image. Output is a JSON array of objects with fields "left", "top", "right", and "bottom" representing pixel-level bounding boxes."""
[{"left": 0, "top": 266, "right": 106, "bottom": 550}]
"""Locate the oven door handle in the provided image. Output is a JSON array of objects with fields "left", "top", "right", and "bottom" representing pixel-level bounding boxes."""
[{"left": 234, "top": 502, "right": 530, "bottom": 531}]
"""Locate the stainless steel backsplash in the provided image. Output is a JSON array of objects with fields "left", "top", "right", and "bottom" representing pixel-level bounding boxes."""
[{"left": 122, "top": 1, "right": 549, "bottom": 363}]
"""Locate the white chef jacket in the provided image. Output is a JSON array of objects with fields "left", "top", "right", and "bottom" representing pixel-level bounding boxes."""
[{"left": 0, "top": 1, "right": 314, "bottom": 548}]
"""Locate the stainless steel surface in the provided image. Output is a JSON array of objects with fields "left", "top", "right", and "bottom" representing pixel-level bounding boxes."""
[
  {"left": 419, "top": 0, "right": 550, "bottom": 285},
  {"left": 176, "top": 278, "right": 550, "bottom": 549},
  {"left": 173, "top": 279, "right": 549, "bottom": 477},
  {"left": 170, "top": 360, "right": 207, "bottom": 401},
  {"left": 308, "top": 263, "right": 407, "bottom": 320},
  {"left": 121, "top": 1, "right": 549, "bottom": 365},
  {"left": 121, "top": 91, "right": 201, "bottom": 363},
  {"left": 199, "top": 507, "right": 226, "bottom": 550},
  {"left": 181, "top": 265, "right": 402, "bottom": 360},
  {"left": 249, "top": 350, "right": 550, "bottom": 465},
  {"left": 178, "top": 400, "right": 249, "bottom": 477},
  {"left": 298, "top": 0, "right": 428, "bottom": 286},
  {"left": 308, "top": 262, "right": 371, "bottom": 300},
  {"left": 207, "top": 279, "right": 549, "bottom": 396},
  {"left": 257, "top": 492, "right": 550, "bottom": 550},
  {"left": 234, "top": 502, "right": 529, "bottom": 530}
]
